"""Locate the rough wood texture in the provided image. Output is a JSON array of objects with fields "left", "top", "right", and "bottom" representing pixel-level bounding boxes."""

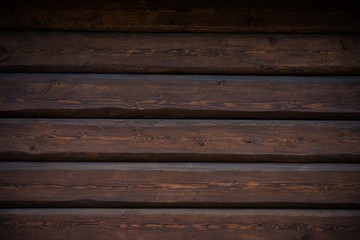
[
  {"left": 1, "top": 209, "right": 359, "bottom": 240},
  {"left": 0, "top": 0, "right": 359, "bottom": 33},
  {"left": 0, "top": 162, "right": 359, "bottom": 208},
  {"left": 0, "top": 119, "right": 359, "bottom": 162},
  {"left": 1, "top": 1, "right": 359, "bottom": 238},
  {"left": 1, "top": 32, "right": 359, "bottom": 74},
  {"left": 1, "top": 74, "right": 359, "bottom": 119}
]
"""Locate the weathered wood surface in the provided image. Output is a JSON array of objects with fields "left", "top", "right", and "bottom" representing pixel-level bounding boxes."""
[
  {"left": 0, "top": 119, "right": 359, "bottom": 162},
  {"left": 0, "top": 0, "right": 359, "bottom": 33},
  {"left": 1, "top": 209, "right": 359, "bottom": 240},
  {"left": 1, "top": 74, "right": 359, "bottom": 119},
  {"left": 1, "top": 32, "right": 359, "bottom": 74},
  {"left": 0, "top": 162, "right": 359, "bottom": 208},
  {"left": 1, "top": 1, "right": 359, "bottom": 239}
]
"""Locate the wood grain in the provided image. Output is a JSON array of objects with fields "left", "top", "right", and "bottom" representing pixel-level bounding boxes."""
[
  {"left": 0, "top": 119, "right": 359, "bottom": 162},
  {"left": 1, "top": 209, "right": 360, "bottom": 240},
  {"left": 1, "top": 1, "right": 359, "bottom": 238},
  {"left": 1, "top": 32, "right": 359, "bottom": 74},
  {"left": 0, "top": 0, "right": 359, "bottom": 33},
  {"left": 0, "top": 162, "right": 359, "bottom": 207},
  {"left": 1, "top": 74, "right": 359, "bottom": 119}
]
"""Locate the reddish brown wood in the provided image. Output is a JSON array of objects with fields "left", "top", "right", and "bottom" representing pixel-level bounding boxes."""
[
  {"left": 0, "top": 162, "right": 359, "bottom": 207},
  {"left": 0, "top": 119, "right": 359, "bottom": 162},
  {"left": 1, "top": 74, "right": 359, "bottom": 119},
  {"left": 1, "top": 32, "right": 359, "bottom": 74},
  {"left": 1, "top": 209, "right": 359, "bottom": 240},
  {"left": 0, "top": 1, "right": 359, "bottom": 238},
  {"left": 0, "top": 0, "right": 359, "bottom": 33}
]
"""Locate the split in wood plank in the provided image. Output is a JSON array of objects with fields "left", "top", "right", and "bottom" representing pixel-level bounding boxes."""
[
  {"left": 0, "top": 0, "right": 359, "bottom": 33},
  {"left": 1, "top": 209, "right": 360, "bottom": 240},
  {"left": 1, "top": 74, "right": 359, "bottom": 119},
  {"left": 1, "top": 32, "right": 359, "bottom": 74},
  {"left": 0, "top": 119, "right": 359, "bottom": 162},
  {"left": 0, "top": 162, "right": 359, "bottom": 208}
]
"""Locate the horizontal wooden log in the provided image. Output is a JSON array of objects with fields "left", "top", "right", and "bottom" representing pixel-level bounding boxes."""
[
  {"left": 0, "top": 119, "right": 359, "bottom": 162},
  {"left": 1, "top": 32, "right": 359, "bottom": 74},
  {"left": 0, "top": 0, "right": 359, "bottom": 33},
  {"left": 1, "top": 74, "right": 359, "bottom": 119},
  {"left": 1, "top": 209, "right": 360, "bottom": 240},
  {"left": 0, "top": 162, "right": 359, "bottom": 207}
]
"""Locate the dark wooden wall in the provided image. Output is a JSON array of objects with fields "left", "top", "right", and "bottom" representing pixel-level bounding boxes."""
[{"left": 0, "top": 1, "right": 360, "bottom": 239}]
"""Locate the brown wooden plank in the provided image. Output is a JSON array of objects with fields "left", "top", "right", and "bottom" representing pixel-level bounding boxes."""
[
  {"left": 1, "top": 74, "right": 359, "bottom": 119},
  {"left": 0, "top": 0, "right": 359, "bottom": 33},
  {"left": 0, "top": 119, "right": 359, "bottom": 162},
  {"left": 1, "top": 209, "right": 360, "bottom": 240},
  {"left": 1, "top": 32, "right": 359, "bottom": 74},
  {"left": 0, "top": 162, "right": 359, "bottom": 207}
]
